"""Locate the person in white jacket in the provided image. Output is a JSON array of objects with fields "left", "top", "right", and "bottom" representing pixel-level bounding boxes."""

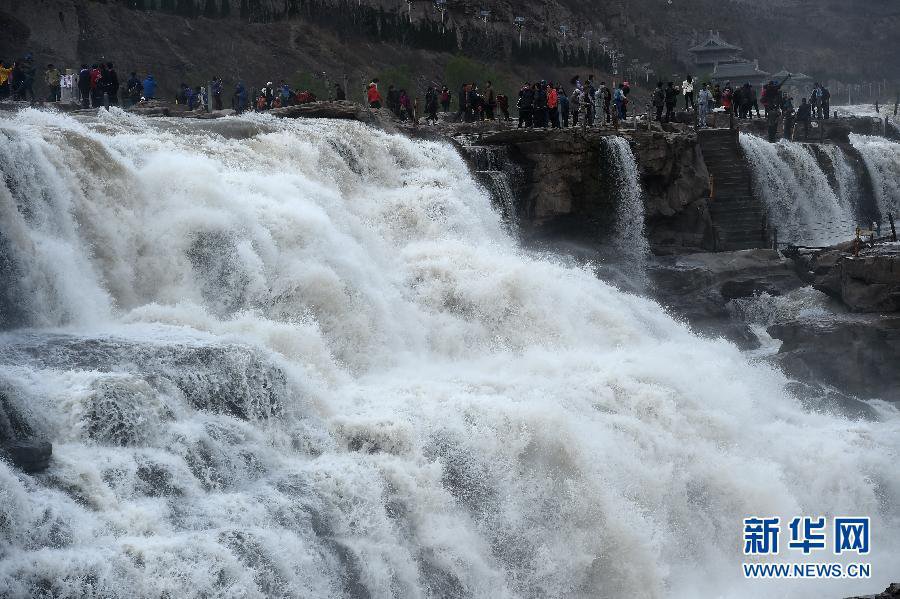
[{"left": 682, "top": 75, "right": 695, "bottom": 110}]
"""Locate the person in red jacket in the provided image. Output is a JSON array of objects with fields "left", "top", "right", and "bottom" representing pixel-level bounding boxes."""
[
  {"left": 367, "top": 83, "right": 381, "bottom": 109},
  {"left": 90, "top": 64, "right": 102, "bottom": 107},
  {"left": 547, "top": 82, "right": 560, "bottom": 128}
]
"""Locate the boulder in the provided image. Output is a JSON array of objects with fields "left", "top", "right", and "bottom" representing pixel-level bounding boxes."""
[
  {"left": 839, "top": 251, "right": 900, "bottom": 312},
  {"left": 269, "top": 101, "right": 370, "bottom": 121},
  {"left": 807, "top": 245, "right": 900, "bottom": 312},
  {"left": 769, "top": 315, "right": 900, "bottom": 401},
  {"left": 845, "top": 583, "right": 900, "bottom": 599},
  {"left": 4, "top": 440, "right": 52, "bottom": 473},
  {"left": 650, "top": 249, "right": 804, "bottom": 349}
]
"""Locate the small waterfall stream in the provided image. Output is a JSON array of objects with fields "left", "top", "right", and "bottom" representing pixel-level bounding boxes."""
[
  {"left": 462, "top": 144, "right": 518, "bottom": 223},
  {"left": 604, "top": 136, "right": 650, "bottom": 263}
]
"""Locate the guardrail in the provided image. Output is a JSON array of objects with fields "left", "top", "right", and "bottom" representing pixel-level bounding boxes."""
[{"left": 771, "top": 213, "right": 897, "bottom": 252}]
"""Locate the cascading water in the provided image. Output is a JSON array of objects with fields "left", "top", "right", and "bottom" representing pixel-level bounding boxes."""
[
  {"left": 849, "top": 134, "right": 900, "bottom": 223},
  {"left": 739, "top": 134, "right": 856, "bottom": 246},
  {"left": 462, "top": 144, "right": 518, "bottom": 223},
  {"left": 604, "top": 136, "right": 650, "bottom": 263},
  {"left": 1, "top": 108, "right": 899, "bottom": 599}
]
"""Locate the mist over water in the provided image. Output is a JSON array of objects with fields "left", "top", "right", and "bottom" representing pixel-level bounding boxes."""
[{"left": 1, "top": 108, "right": 899, "bottom": 598}]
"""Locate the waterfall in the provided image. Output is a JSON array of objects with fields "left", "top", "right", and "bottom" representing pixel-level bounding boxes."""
[
  {"left": 1, "top": 108, "right": 899, "bottom": 599},
  {"left": 821, "top": 145, "right": 863, "bottom": 216},
  {"left": 604, "top": 136, "right": 650, "bottom": 262},
  {"left": 849, "top": 134, "right": 900, "bottom": 223},
  {"left": 739, "top": 133, "right": 856, "bottom": 246},
  {"left": 463, "top": 144, "right": 518, "bottom": 223}
]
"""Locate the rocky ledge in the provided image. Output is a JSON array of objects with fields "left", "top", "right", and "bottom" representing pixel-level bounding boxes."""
[
  {"left": 650, "top": 249, "right": 804, "bottom": 349},
  {"left": 792, "top": 242, "right": 900, "bottom": 312},
  {"left": 846, "top": 583, "right": 900, "bottom": 599}
]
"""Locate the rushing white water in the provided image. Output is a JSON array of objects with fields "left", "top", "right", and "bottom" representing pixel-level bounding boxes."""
[
  {"left": 739, "top": 134, "right": 856, "bottom": 246},
  {"left": 605, "top": 136, "right": 650, "bottom": 263},
  {"left": 1, "top": 108, "right": 899, "bottom": 599},
  {"left": 849, "top": 134, "right": 900, "bottom": 222},
  {"left": 817, "top": 144, "right": 862, "bottom": 218}
]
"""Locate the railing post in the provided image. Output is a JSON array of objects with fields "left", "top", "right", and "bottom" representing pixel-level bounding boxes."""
[
  {"left": 889, "top": 213, "right": 897, "bottom": 242},
  {"left": 773, "top": 227, "right": 778, "bottom": 250}
]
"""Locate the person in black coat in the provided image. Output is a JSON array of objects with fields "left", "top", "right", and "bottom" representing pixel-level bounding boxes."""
[
  {"left": 102, "top": 62, "right": 119, "bottom": 106},
  {"left": 76, "top": 65, "right": 90, "bottom": 108}
]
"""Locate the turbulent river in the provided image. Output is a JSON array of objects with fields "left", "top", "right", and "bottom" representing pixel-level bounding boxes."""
[{"left": 0, "top": 109, "right": 898, "bottom": 598}]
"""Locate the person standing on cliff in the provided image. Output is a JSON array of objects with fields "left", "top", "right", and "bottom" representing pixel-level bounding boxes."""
[
  {"left": 45, "top": 64, "right": 60, "bottom": 103},
  {"left": 497, "top": 92, "right": 510, "bottom": 121},
  {"left": 558, "top": 86, "right": 570, "bottom": 127},
  {"left": 613, "top": 83, "right": 626, "bottom": 122},
  {"left": 534, "top": 81, "right": 548, "bottom": 128},
  {"left": 652, "top": 81, "right": 664, "bottom": 122},
  {"left": 517, "top": 82, "right": 533, "bottom": 128},
  {"left": 454, "top": 82, "right": 468, "bottom": 122},
  {"left": 547, "top": 82, "right": 560, "bottom": 128},
  {"left": 570, "top": 85, "right": 582, "bottom": 127},
  {"left": 102, "top": 62, "right": 119, "bottom": 106},
  {"left": 698, "top": 83, "right": 712, "bottom": 128},
  {"left": 142, "top": 74, "right": 156, "bottom": 100},
  {"left": 367, "top": 82, "right": 382, "bottom": 109},
  {"left": 233, "top": 81, "right": 247, "bottom": 113},
  {"left": 484, "top": 81, "right": 496, "bottom": 120},
  {"left": 821, "top": 85, "right": 831, "bottom": 119},
  {"left": 212, "top": 77, "right": 223, "bottom": 110},
  {"left": 664, "top": 82, "right": 677, "bottom": 122},
  {"left": 599, "top": 82, "right": 611, "bottom": 125},
  {"left": 796, "top": 97, "right": 812, "bottom": 139},
  {"left": 20, "top": 54, "right": 36, "bottom": 103},
  {"left": 126, "top": 72, "right": 142, "bottom": 107},
  {"left": 77, "top": 65, "right": 90, "bottom": 107},
  {"left": 682, "top": 75, "right": 695, "bottom": 110}
]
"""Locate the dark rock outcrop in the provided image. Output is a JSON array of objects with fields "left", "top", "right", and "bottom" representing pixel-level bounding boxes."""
[
  {"left": 799, "top": 245, "right": 900, "bottom": 313},
  {"left": 467, "top": 129, "right": 620, "bottom": 241},
  {"left": 632, "top": 131, "right": 714, "bottom": 252},
  {"left": 769, "top": 315, "right": 900, "bottom": 401},
  {"left": 845, "top": 583, "right": 900, "bottom": 599},
  {"left": 4, "top": 440, "right": 52, "bottom": 473},
  {"left": 650, "top": 249, "right": 804, "bottom": 348},
  {"left": 463, "top": 128, "right": 714, "bottom": 253}
]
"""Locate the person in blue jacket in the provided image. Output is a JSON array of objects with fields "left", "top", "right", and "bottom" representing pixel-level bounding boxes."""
[
  {"left": 142, "top": 74, "right": 156, "bottom": 100},
  {"left": 233, "top": 82, "right": 248, "bottom": 113}
]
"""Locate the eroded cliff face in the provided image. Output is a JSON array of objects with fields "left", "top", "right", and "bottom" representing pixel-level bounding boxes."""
[
  {"left": 631, "top": 131, "right": 713, "bottom": 252},
  {"left": 460, "top": 128, "right": 713, "bottom": 253}
]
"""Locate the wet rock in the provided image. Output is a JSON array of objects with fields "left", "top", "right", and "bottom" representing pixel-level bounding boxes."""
[
  {"left": 845, "top": 582, "right": 900, "bottom": 599},
  {"left": 269, "top": 100, "right": 369, "bottom": 121},
  {"left": 631, "top": 131, "right": 713, "bottom": 252},
  {"left": 839, "top": 251, "right": 900, "bottom": 312},
  {"left": 650, "top": 249, "right": 804, "bottom": 348},
  {"left": 805, "top": 245, "right": 900, "bottom": 312},
  {"left": 4, "top": 440, "right": 52, "bottom": 473},
  {"left": 0, "top": 334, "right": 290, "bottom": 422},
  {"left": 769, "top": 315, "right": 900, "bottom": 401}
]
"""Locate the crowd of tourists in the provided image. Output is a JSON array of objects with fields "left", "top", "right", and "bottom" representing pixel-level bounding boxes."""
[
  {"left": 2, "top": 49, "right": 837, "bottom": 143},
  {"left": 0, "top": 52, "right": 346, "bottom": 114},
  {"left": 364, "top": 72, "right": 833, "bottom": 138}
]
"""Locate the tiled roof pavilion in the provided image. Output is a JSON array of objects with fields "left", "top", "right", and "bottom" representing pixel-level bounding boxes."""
[{"left": 689, "top": 31, "right": 742, "bottom": 54}]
